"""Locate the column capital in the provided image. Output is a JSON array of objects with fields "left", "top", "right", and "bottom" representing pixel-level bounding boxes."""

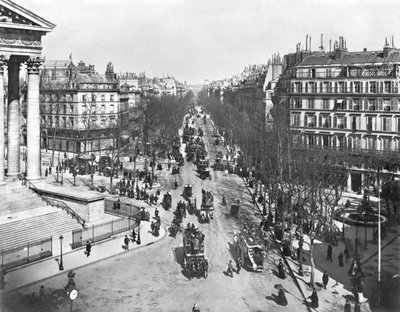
[
  {"left": 26, "top": 57, "right": 44, "bottom": 74},
  {"left": 0, "top": 55, "right": 9, "bottom": 73}
]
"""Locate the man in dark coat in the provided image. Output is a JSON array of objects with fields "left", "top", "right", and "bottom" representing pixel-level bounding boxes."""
[
  {"left": 327, "top": 243, "right": 333, "bottom": 262},
  {"left": 322, "top": 271, "right": 329, "bottom": 289},
  {"left": 85, "top": 240, "right": 92, "bottom": 257},
  {"left": 277, "top": 259, "right": 286, "bottom": 279},
  {"left": 276, "top": 288, "right": 288, "bottom": 306},
  {"left": 344, "top": 299, "right": 351, "bottom": 312},
  {"left": 338, "top": 251, "right": 344, "bottom": 267},
  {"left": 308, "top": 288, "right": 319, "bottom": 308},
  {"left": 124, "top": 235, "right": 130, "bottom": 251}
]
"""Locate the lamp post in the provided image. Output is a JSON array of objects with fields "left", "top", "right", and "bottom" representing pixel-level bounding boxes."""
[
  {"left": 136, "top": 218, "right": 141, "bottom": 245},
  {"left": 364, "top": 211, "right": 368, "bottom": 249},
  {"left": 59, "top": 235, "right": 64, "bottom": 270}
]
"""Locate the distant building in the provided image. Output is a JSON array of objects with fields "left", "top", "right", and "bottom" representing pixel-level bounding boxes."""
[
  {"left": 21, "top": 58, "right": 129, "bottom": 155},
  {"left": 277, "top": 36, "right": 400, "bottom": 191}
]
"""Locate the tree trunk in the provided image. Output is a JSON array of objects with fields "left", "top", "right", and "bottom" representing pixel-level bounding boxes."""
[{"left": 309, "top": 238, "right": 315, "bottom": 287}]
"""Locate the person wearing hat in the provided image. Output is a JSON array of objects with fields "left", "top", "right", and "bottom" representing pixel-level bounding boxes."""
[
  {"left": 277, "top": 259, "right": 286, "bottom": 279},
  {"left": 192, "top": 303, "right": 200, "bottom": 312}
]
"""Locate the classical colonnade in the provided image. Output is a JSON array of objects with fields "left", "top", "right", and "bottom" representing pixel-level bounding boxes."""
[{"left": 0, "top": 55, "right": 42, "bottom": 184}]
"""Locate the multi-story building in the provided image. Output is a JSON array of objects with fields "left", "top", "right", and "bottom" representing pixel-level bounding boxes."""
[
  {"left": 277, "top": 37, "right": 400, "bottom": 191},
  {"left": 21, "top": 59, "right": 129, "bottom": 156}
]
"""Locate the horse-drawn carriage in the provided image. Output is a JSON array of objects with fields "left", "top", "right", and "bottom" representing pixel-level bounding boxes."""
[
  {"left": 162, "top": 192, "right": 172, "bottom": 210},
  {"left": 183, "top": 226, "right": 208, "bottom": 279},
  {"left": 183, "top": 184, "right": 193, "bottom": 199},
  {"left": 172, "top": 166, "right": 180, "bottom": 175},
  {"left": 198, "top": 189, "right": 214, "bottom": 223},
  {"left": 168, "top": 216, "right": 183, "bottom": 237},
  {"left": 175, "top": 201, "right": 187, "bottom": 220},
  {"left": 233, "top": 225, "right": 264, "bottom": 272},
  {"left": 197, "top": 160, "right": 210, "bottom": 180},
  {"left": 183, "top": 184, "right": 197, "bottom": 215}
]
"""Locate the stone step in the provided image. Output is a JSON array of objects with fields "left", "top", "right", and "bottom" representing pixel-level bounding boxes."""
[{"left": 0, "top": 211, "right": 81, "bottom": 251}]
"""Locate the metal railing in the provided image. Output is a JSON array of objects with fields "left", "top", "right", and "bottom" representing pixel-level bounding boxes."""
[
  {"left": 104, "top": 198, "right": 141, "bottom": 218},
  {"left": 23, "top": 178, "right": 86, "bottom": 228},
  {"left": 1, "top": 237, "right": 52, "bottom": 270},
  {"left": 71, "top": 217, "right": 136, "bottom": 249}
]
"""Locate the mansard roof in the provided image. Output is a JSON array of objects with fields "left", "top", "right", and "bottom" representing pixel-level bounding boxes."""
[{"left": 297, "top": 49, "right": 400, "bottom": 67}]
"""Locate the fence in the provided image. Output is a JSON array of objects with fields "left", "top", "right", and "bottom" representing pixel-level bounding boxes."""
[
  {"left": 104, "top": 198, "right": 141, "bottom": 218},
  {"left": 1, "top": 237, "right": 52, "bottom": 270},
  {"left": 72, "top": 217, "right": 137, "bottom": 249}
]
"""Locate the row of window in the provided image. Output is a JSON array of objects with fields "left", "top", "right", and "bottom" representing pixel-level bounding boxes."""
[
  {"left": 41, "top": 103, "right": 116, "bottom": 114},
  {"left": 300, "top": 134, "right": 398, "bottom": 152},
  {"left": 291, "top": 97, "right": 399, "bottom": 111},
  {"left": 291, "top": 65, "right": 397, "bottom": 79},
  {"left": 292, "top": 114, "right": 400, "bottom": 133},
  {"left": 289, "top": 80, "right": 398, "bottom": 94},
  {"left": 82, "top": 94, "right": 115, "bottom": 102},
  {"left": 40, "top": 93, "right": 116, "bottom": 103},
  {"left": 41, "top": 115, "right": 116, "bottom": 128}
]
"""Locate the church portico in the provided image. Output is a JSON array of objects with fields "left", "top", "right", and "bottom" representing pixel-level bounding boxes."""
[{"left": 0, "top": 0, "right": 55, "bottom": 184}]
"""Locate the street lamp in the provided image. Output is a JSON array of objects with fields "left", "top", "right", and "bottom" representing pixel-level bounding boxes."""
[
  {"left": 59, "top": 235, "right": 64, "bottom": 271},
  {"left": 136, "top": 218, "right": 141, "bottom": 245}
]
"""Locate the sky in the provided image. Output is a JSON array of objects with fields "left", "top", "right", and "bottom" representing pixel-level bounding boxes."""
[{"left": 14, "top": 0, "right": 400, "bottom": 84}]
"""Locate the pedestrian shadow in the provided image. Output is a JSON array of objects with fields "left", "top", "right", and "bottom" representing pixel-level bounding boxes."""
[
  {"left": 265, "top": 294, "right": 279, "bottom": 304},
  {"left": 223, "top": 270, "right": 233, "bottom": 277}
]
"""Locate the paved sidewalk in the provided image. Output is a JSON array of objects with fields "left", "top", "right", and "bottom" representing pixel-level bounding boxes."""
[{"left": 2, "top": 221, "right": 166, "bottom": 292}]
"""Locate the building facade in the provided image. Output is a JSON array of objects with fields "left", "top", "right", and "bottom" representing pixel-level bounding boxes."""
[
  {"left": 278, "top": 37, "right": 400, "bottom": 191},
  {"left": 21, "top": 59, "right": 129, "bottom": 156}
]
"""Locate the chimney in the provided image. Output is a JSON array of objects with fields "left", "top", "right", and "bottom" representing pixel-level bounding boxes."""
[
  {"left": 306, "top": 34, "right": 308, "bottom": 51},
  {"left": 329, "top": 39, "right": 332, "bottom": 52},
  {"left": 309, "top": 36, "right": 311, "bottom": 51},
  {"left": 383, "top": 37, "right": 395, "bottom": 57},
  {"left": 320, "top": 34, "right": 324, "bottom": 51}
]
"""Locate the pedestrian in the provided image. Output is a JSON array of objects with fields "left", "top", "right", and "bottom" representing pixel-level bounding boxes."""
[
  {"left": 327, "top": 243, "right": 333, "bottom": 262},
  {"left": 226, "top": 260, "right": 234, "bottom": 277},
  {"left": 45, "top": 168, "right": 48, "bottom": 177},
  {"left": 39, "top": 285, "right": 45, "bottom": 298},
  {"left": 49, "top": 166, "right": 52, "bottom": 174},
  {"left": 192, "top": 303, "right": 200, "bottom": 312},
  {"left": 236, "top": 257, "right": 242, "bottom": 274},
  {"left": 277, "top": 259, "right": 286, "bottom": 279},
  {"left": 354, "top": 302, "right": 361, "bottom": 312},
  {"left": 307, "top": 288, "right": 319, "bottom": 308},
  {"left": 85, "top": 240, "right": 92, "bottom": 257},
  {"left": 124, "top": 235, "right": 130, "bottom": 251},
  {"left": 344, "top": 299, "right": 351, "bottom": 312},
  {"left": 322, "top": 271, "right": 329, "bottom": 289},
  {"left": 276, "top": 287, "right": 288, "bottom": 306},
  {"left": 344, "top": 246, "right": 350, "bottom": 264},
  {"left": 338, "top": 251, "right": 344, "bottom": 267},
  {"left": 358, "top": 280, "right": 364, "bottom": 294},
  {"left": 352, "top": 286, "right": 359, "bottom": 304}
]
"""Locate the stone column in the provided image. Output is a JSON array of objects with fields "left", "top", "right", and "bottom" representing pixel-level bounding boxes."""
[
  {"left": 347, "top": 173, "right": 352, "bottom": 193},
  {"left": 7, "top": 56, "right": 22, "bottom": 177},
  {"left": 26, "top": 57, "right": 43, "bottom": 180},
  {"left": 0, "top": 56, "right": 7, "bottom": 185}
]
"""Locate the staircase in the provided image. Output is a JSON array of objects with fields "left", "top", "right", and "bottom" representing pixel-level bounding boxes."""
[
  {"left": 0, "top": 211, "right": 81, "bottom": 251},
  {"left": 0, "top": 181, "right": 85, "bottom": 251}
]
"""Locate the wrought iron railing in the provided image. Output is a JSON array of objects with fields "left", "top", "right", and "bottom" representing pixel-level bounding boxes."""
[{"left": 23, "top": 178, "right": 86, "bottom": 228}]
